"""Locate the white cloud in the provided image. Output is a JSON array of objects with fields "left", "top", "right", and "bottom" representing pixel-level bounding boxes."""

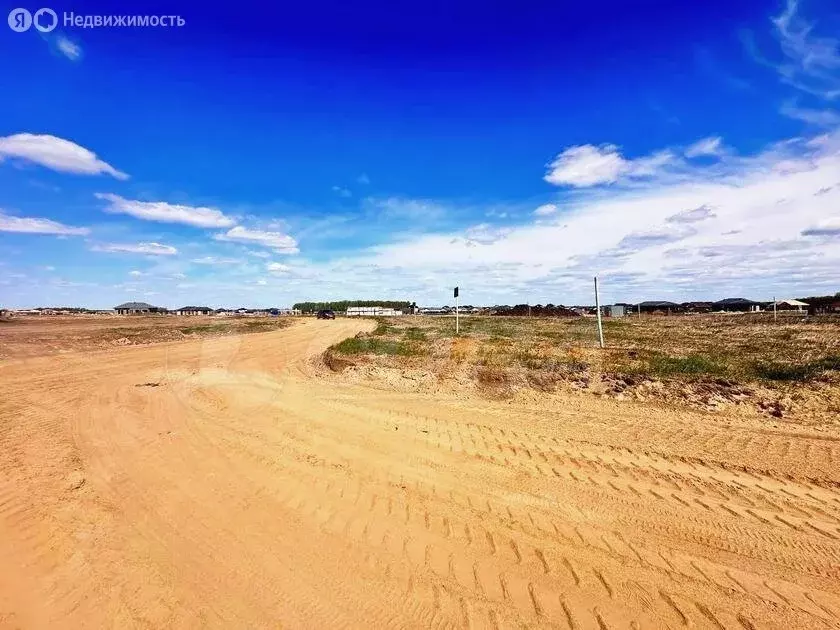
[
  {"left": 214, "top": 226, "right": 299, "bottom": 253},
  {"left": 92, "top": 242, "right": 178, "bottom": 256},
  {"left": 780, "top": 102, "right": 840, "bottom": 126},
  {"left": 331, "top": 185, "right": 352, "bottom": 198},
  {"left": 357, "top": 173, "right": 370, "bottom": 185},
  {"left": 56, "top": 36, "right": 82, "bottom": 61},
  {"left": 191, "top": 256, "right": 242, "bottom": 265},
  {"left": 666, "top": 204, "right": 717, "bottom": 224},
  {"left": 544, "top": 144, "right": 678, "bottom": 187},
  {"left": 129, "top": 270, "right": 143, "bottom": 277},
  {"left": 256, "top": 279, "right": 268, "bottom": 286},
  {"left": 771, "top": 0, "right": 840, "bottom": 101},
  {"left": 0, "top": 134, "right": 127, "bottom": 179},
  {"left": 246, "top": 250, "right": 271, "bottom": 259},
  {"left": 329, "top": 129, "right": 840, "bottom": 303},
  {"left": 368, "top": 197, "right": 446, "bottom": 219},
  {"left": 95, "top": 193, "right": 235, "bottom": 228},
  {"left": 533, "top": 203, "right": 558, "bottom": 216},
  {"left": 685, "top": 136, "right": 725, "bottom": 158},
  {"left": 266, "top": 262, "right": 291, "bottom": 273},
  {"left": 801, "top": 216, "right": 840, "bottom": 236},
  {"left": 464, "top": 224, "right": 512, "bottom": 244},
  {"left": 0, "top": 211, "right": 89, "bottom": 235}
]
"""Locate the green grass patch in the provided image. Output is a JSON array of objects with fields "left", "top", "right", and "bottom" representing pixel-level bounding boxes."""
[
  {"left": 403, "top": 327, "right": 427, "bottom": 341},
  {"left": 646, "top": 353, "right": 728, "bottom": 378},
  {"left": 332, "top": 336, "right": 420, "bottom": 356},
  {"left": 179, "top": 323, "right": 230, "bottom": 334},
  {"left": 751, "top": 355, "right": 840, "bottom": 382},
  {"left": 372, "top": 318, "right": 396, "bottom": 336}
]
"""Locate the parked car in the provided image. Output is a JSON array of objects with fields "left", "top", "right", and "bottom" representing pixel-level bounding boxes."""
[{"left": 316, "top": 309, "right": 336, "bottom": 320}]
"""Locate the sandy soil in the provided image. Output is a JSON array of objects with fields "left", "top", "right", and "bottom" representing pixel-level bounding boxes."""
[
  {"left": 0, "top": 315, "right": 292, "bottom": 360},
  {"left": 1, "top": 319, "right": 839, "bottom": 629}
]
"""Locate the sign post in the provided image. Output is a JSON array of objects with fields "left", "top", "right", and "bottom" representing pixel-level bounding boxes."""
[
  {"left": 454, "top": 286, "right": 459, "bottom": 335},
  {"left": 594, "top": 277, "right": 605, "bottom": 349}
]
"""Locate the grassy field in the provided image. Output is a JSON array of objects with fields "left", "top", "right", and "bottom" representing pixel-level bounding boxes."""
[{"left": 326, "top": 314, "right": 840, "bottom": 420}]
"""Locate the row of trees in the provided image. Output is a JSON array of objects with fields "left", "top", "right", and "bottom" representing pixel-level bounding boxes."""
[
  {"left": 491, "top": 304, "right": 579, "bottom": 317},
  {"left": 293, "top": 300, "right": 412, "bottom": 313}
]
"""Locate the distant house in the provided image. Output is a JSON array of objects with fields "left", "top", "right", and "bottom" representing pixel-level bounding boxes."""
[
  {"left": 681, "top": 301, "right": 714, "bottom": 314},
  {"left": 175, "top": 306, "right": 214, "bottom": 316},
  {"left": 115, "top": 301, "right": 165, "bottom": 315},
  {"left": 713, "top": 298, "right": 762, "bottom": 312},
  {"left": 772, "top": 299, "right": 808, "bottom": 313},
  {"left": 637, "top": 301, "right": 682, "bottom": 314}
]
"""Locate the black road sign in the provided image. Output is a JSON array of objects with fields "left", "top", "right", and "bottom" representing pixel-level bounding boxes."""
[{"left": 454, "top": 287, "right": 459, "bottom": 298}]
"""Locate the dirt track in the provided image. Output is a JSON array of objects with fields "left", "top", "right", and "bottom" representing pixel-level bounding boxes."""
[{"left": 1, "top": 319, "right": 839, "bottom": 629}]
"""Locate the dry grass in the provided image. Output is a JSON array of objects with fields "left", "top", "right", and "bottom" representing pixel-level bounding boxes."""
[{"left": 326, "top": 314, "right": 840, "bottom": 420}]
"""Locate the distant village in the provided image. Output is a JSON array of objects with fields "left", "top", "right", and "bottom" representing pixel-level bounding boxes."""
[{"left": 3, "top": 293, "right": 840, "bottom": 318}]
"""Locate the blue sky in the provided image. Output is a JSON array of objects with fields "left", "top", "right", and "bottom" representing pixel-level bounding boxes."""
[{"left": 1, "top": 0, "right": 839, "bottom": 308}]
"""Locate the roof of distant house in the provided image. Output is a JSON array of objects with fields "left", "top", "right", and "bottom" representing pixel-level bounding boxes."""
[
  {"left": 775, "top": 299, "right": 809, "bottom": 306},
  {"left": 114, "top": 301, "right": 156, "bottom": 310},
  {"left": 714, "top": 297, "right": 759, "bottom": 306},
  {"left": 177, "top": 305, "right": 213, "bottom": 311},
  {"left": 637, "top": 300, "right": 680, "bottom": 307}
]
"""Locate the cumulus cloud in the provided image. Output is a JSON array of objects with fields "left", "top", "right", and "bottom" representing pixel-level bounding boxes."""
[
  {"left": 214, "top": 226, "right": 299, "bottom": 253},
  {"left": 0, "top": 211, "right": 89, "bottom": 235},
  {"left": 92, "top": 242, "right": 178, "bottom": 256},
  {"left": 0, "top": 134, "right": 127, "bottom": 179},
  {"left": 95, "top": 193, "right": 235, "bottom": 228},
  {"left": 334, "top": 129, "right": 840, "bottom": 303},
  {"left": 266, "top": 262, "right": 291, "bottom": 273},
  {"left": 331, "top": 185, "right": 352, "bottom": 198},
  {"left": 544, "top": 144, "right": 677, "bottom": 187}
]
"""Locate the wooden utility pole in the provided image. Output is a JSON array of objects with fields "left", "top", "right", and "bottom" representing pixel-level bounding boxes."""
[{"left": 594, "top": 277, "right": 605, "bottom": 349}]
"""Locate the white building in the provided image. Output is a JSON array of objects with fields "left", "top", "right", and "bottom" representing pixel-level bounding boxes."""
[{"left": 346, "top": 306, "right": 404, "bottom": 317}]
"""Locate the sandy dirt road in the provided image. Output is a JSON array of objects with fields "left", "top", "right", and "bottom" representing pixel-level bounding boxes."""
[{"left": 1, "top": 319, "right": 839, "bottom": 629}]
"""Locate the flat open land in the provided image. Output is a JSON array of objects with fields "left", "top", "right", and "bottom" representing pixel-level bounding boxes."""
[{"left": 1, "top": 316, "right": 839, "bottom": 629}]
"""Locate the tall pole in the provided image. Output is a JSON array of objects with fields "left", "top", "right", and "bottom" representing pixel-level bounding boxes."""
[
  {"left": 773, "top": 296, "right": 777, "bottom": 323},
  {"left": 638, "top": 302, "right": 641, "bottom": 320},
  {"left": 456, "top": 294, "right": 459, "bottom": 335},
  {"left": 594, "top": 277, "right": 605, "bottom": 349}
]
